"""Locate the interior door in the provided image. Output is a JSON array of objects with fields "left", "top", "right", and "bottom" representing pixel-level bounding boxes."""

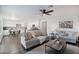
[{"left": 40, "top": 20, "right": 47, "bottom": 35}]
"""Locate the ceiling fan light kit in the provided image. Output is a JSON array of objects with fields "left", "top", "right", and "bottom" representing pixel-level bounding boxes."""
[{"left": 40, "top": 5, "right": 54, "bottom": 16}]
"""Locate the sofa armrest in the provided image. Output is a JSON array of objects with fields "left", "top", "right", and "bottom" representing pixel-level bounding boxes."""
[{"left": 25, "top": 38, "right": 40, "bottom": 49}]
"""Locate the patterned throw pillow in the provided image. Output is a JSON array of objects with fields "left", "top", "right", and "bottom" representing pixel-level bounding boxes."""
[{"left": 26, "top": 32, "right": 33, "bottom": 40}]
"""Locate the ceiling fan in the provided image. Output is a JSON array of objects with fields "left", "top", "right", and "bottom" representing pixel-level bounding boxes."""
[{"left": 40, "top": 5, "right": 54, "bottom": 16}]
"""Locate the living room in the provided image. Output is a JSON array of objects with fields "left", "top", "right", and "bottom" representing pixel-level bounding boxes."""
[{"left": 0, "top": 5, "right": 79, "bottom": 54}]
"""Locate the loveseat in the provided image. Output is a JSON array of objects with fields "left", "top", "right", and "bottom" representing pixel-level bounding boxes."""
[{"left": 55, "top": 30, "right": 78, "bottom": 44}]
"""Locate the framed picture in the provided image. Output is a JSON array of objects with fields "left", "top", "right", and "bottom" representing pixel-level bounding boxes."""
[{"left": 59, "top": 21, "right": 73, "bottom": 28}]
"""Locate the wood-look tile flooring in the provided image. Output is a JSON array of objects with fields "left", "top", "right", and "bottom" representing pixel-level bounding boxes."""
[
  {"left": 0, "top": 35, "right": 25, "bottom": 54},
  {"left": 0, "top": 34, "right": 79, "bottom": 54}
]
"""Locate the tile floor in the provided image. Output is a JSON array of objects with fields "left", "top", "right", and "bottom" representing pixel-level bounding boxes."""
[{"left": 0, "top": 35, "right": 25, "bottom": 54}]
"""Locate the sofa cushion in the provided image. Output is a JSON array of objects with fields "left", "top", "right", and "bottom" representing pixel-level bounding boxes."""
[
  {"left": 37, "top": 36, "right": 47, "bottom": 44},
  {"left": 26, "top": 32, "right": 33, "bottom": 40},
  {"left": 27, "top": 30, "right": 43, "bottom": 37}
]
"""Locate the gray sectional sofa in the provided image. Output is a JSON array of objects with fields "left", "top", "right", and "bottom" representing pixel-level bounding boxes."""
[{"left": 21, "top": 30, "right": 48, "bottom": 49}]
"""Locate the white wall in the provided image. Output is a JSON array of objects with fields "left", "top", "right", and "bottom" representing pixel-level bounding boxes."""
[
  {"left": 0, "top": 16, "right": 3, "bottom": 42},
  {"left": 46, "top": 5, "right": 79, "bottom": 33}
]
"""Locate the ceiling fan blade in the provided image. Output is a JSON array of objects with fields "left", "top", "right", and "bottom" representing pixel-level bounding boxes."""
[
  {"left": 45, "top": 13, "right": 51, "bottom": 15},
  {"left": 40, "top": 10, "right": 43, "bottom": 12},
  {"left": 46, "top": 10, "right": 54, "bottom": 13}
]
